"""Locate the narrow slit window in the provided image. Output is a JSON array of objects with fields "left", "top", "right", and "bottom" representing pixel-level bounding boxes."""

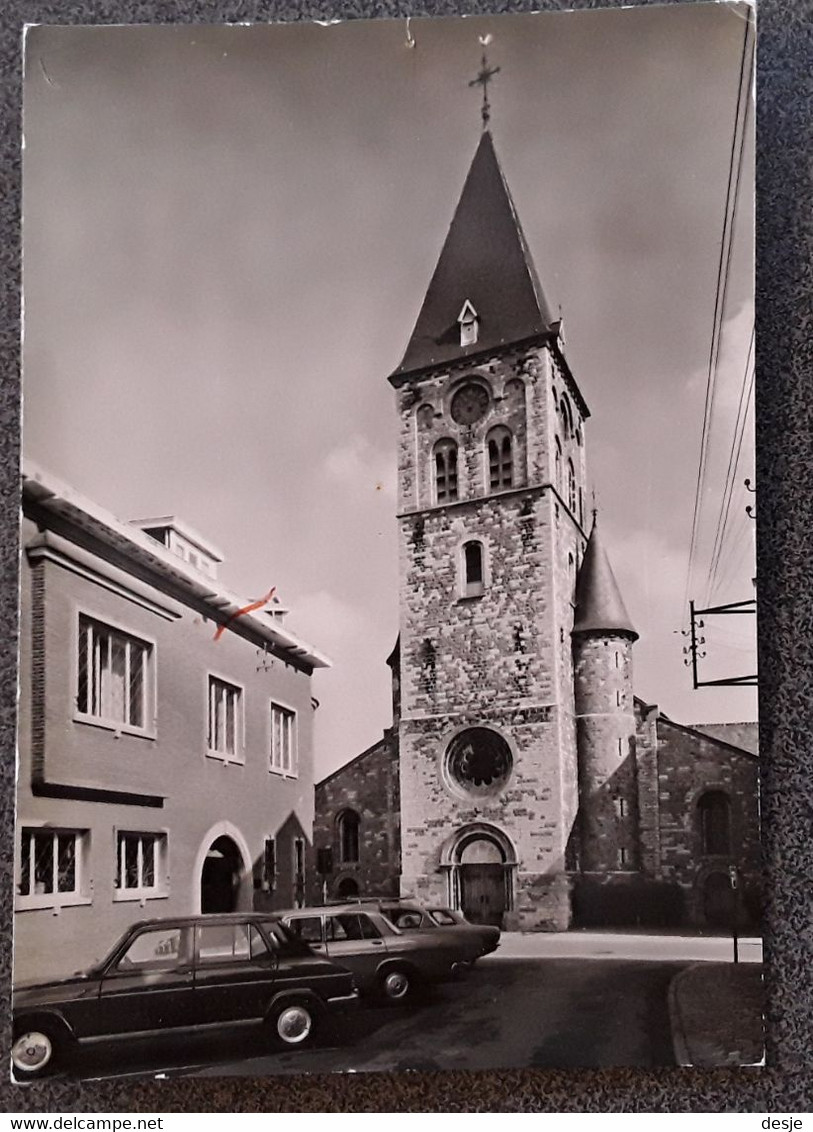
[
  {"left": 463, "top": 541, "right": 485, "bottom": 598},
  {"left": 337, "top": 810, "right": 361, "bottom": 864}
]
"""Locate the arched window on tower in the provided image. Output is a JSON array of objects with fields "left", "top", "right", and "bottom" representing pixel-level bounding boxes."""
[
  {"left": 567, "top": 459, "right": 577, "bottom": 513},
  {"left": 462, "top": 540, "right": 485, "bottom": 598},
  {"left": 698, "top": 791, "right": 731, "bottom": 856},
  {"left": 487, "top": 426, "right": 513, "bottom": 491},
  {"left": 560, "top": 394, "right": 574, "bottom": 440},
  {"left": 434, "top": 439, "right": 458, "bottom": 504},
  {"left": 337, "top": 809, "right": 360, "bottom": 865},
  {"left": 555, "top": 437, "right": 562, "bottom": 495}
]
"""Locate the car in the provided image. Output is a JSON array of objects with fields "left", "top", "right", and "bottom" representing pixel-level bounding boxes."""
[
  {"left": 386, "top": 904, "right": 501, "bottom": 960},
  {"left": 279, "top": 905, "right": 475, "bottom": 1003},
  {"left": 342, "top": 898, "right": 501, "bottom": 961},
  {"left": 11, "top": 912, "right": 358, "bottom": 1081}
]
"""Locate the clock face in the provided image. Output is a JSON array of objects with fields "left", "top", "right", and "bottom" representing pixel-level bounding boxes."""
[{"left": 450, "top": 383, "right": 490, "bottom": 426}]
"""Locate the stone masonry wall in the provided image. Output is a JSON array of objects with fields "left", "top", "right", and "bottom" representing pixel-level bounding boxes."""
[
  {"left": 311, "top": 734, "right": 400, "bottom": 902},
  {"left": 395, "top": 340, "right": 589, "bottom": 931},
  {"left": 654, "top": 717, "right": 761, "bottom": 925}
]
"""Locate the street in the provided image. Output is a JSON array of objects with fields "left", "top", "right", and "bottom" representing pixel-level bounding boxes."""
[{"left": 72, "top": 931, "right": 757, "bottom": 1081}]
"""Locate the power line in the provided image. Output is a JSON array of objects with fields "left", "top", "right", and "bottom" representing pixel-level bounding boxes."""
[
  {"left": 705, "top": 327, "right": 755, "bottom": 602},
  {"left": 682, "top": 16, "right": 753, "bottom": 618}
]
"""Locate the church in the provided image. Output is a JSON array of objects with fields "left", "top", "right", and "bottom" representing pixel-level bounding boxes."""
[{"left": 312, "top": 109, "right": 760, "bottom": 933}]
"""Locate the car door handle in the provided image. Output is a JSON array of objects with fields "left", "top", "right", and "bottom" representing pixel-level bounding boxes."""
[{"left": 371, "top": 940, "right": 384, "bottom": 946}]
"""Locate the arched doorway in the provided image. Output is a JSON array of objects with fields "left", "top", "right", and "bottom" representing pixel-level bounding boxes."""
[
  {"left": 702, "top": 871, "right": 734, "bottom": 927},
  {"left": 201, "top": 836, "right": 242, "bottom": 913},
  {"left": 336, "top": 876, "right": 359, "bottom": 900},
  {"left": 441, "top": 823, "right": 516, "bottom": 929}
]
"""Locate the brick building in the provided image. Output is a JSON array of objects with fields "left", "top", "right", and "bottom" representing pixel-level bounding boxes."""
[
  {"left": 15, "top": 464, "right": 329, "bottom": 982},
  {"left": 312, "top": 127, "right": 760, "bottom": 931}
]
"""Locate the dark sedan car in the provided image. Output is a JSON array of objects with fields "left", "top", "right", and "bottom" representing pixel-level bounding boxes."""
[
  {"left": 348, "top": 899, "right": 501, "bottom": 962},
  {"left": 12, "top": 912, "right": 358, "bottom": 1080}
]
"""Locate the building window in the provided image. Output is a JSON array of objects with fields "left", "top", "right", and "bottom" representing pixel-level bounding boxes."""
[
  {"left": 337, "top": 810, "right": 360, "bottom": 865},
  {"left": 698, "top": 791, "right": 731, "bottom": 856},
  {"left": 270, "top": 703, "right": 297, "bottom": 775},
  {"left": 444, "top": 727, "right": 513, "bottom": 797},
  {"left": 207, "top": 676, "right": 242, "bottom": 760},
  {"left": 555, "top": 437, "right": 562, "bottom": 494},
  {"left": 618, "top": 847, "right": 627, "bottom": 867},
  {"left": 487, "top": 426, "right": 513, "bottom": 491},
  {"left": 560, "top": 394, "right": 574, "bottom": 440},
  {"left": 614, "top": 797, "right": 627, "bottom": 819},
  {"left": 115, "top": 831, "right": 166, "bottom": 900},
  {"left": 263, "top": 838, "right": 276, "bottom": 892},
  {"left": 77, "top": 616, "right": 150, "bottom": 731},
  {"left": 462, "top": 540, "right": 485, "bottom": 598},
  {"left": 434, "top": 439, "right": 459, "bottom": 504},
  {"left": 17, "top": 828, "right": 88, "bottom": 909},
  {"left": 567, "top": 460, "right": 577, "bottom": 513}
]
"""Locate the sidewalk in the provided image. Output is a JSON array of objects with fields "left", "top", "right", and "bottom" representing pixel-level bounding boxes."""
[
  {"left": 668, "top": 961, "right": 764, "bottom": 1066},
  {"left": 484, "top": 929, "right": 762, "bottom": 964}
]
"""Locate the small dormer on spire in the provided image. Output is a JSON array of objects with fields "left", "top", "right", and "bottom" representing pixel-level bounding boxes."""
[{"left": 458, "top": 299, "right": 479, "bottom": 347}]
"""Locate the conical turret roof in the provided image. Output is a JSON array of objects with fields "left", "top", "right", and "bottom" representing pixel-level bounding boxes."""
[
  {"left": 573, "top": 519, "right": 638, "bottom": 639},
  {"left": 390, "top": 130, "right": 555, "bottom": 381}
]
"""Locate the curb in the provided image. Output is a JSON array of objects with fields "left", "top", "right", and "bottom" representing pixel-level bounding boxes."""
[{"left": 667, "top": 963, "right": 697, "bottom": 1067}]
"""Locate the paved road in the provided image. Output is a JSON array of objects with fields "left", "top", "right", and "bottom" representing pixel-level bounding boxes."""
[{"left": 78, "top": 955, "right": 682, "bottom": 1081}]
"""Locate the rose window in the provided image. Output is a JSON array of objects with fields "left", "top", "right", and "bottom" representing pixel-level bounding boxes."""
[{"left": 445, "top": 728, "right": 512, "bottom": 796}]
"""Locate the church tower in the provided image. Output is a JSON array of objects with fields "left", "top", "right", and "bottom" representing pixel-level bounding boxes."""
[{"left": 388, "top": 109, "right": 589, "bottom": 930}]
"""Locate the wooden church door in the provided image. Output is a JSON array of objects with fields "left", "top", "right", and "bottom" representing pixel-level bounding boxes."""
[
  {"left": 458, "top": 837, "right": 507, "bottom": 927},
  {"left": 460, "top": 864, "right": 505, "bottom": 926}
]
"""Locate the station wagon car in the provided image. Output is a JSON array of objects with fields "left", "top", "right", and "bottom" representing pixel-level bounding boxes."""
[
  {"left": 12, "top": 912, "right": 358, "bottom": 1080},
  {"left": 279, "top": 905, "right": 474, "bottom": 1002}
]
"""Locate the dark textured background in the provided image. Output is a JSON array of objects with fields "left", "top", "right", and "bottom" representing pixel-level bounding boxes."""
[{"left": 1, "top": 0, "right": 811, "bottom": 1113}]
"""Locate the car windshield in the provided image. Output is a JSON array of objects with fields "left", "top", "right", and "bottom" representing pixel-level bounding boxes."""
[
  {"left": 427, "top": 908, "right": 459, "bottom": 925},
  {"left": 375, "top": 916, "right": 402, "bottom": 936},
  {"left": 262, "top": 919, "right": 316, "bottom": 957}
]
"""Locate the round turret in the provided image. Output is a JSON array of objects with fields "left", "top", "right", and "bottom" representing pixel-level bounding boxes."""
[{"left": 572, "top": 519, "right": 639, "bottom": 874}]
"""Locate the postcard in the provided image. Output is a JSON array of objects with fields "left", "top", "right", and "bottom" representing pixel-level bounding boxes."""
[{"left": 14, "top": 4, "right": 759, "bottom": 1081}]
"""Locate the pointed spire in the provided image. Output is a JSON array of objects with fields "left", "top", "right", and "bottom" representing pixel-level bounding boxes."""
[
  {"left": 390, "top": 130, "right": 555, "bottom": 382},
  {"left": 573, "top": 517, "right": 638, "bottom": 639}
]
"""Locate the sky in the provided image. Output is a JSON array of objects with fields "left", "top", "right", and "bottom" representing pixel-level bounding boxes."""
[{"left": 22, "top": 5, "right": 756, "bottom": 780}]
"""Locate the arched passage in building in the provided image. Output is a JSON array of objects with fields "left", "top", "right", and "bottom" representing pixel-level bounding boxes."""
[
  {"left": 195, "top": 822, "right": 253, "bottom": 915},
  {"left": 336, "top": 876, "right": 360, "bottom": 900},
  {"left": 441, "top": 823, "right": 517, "bottom": 929}
]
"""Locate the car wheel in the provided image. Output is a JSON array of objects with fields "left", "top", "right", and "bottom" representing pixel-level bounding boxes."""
[
  {"left": 11, "top": 1026, "right": 61, "bottom": 1080},
  {"left": 380, "top": 966, "right": 413, "bottom": 1003},
  {"left": 269, "top": 1000, "right": 316, "bottom": 1047}
]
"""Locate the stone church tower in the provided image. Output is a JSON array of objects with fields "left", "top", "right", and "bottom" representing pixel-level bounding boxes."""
[
  {"left": 387, "top": 127, "right": 592, "bottom": 930},
  {"left": 314, "top": 121, "right": 760, "bottom": 937}
]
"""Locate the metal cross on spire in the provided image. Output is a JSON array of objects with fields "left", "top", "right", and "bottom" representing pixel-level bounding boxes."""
[{"left": 469, "top": 36, "right": 500, "bottom": 130}]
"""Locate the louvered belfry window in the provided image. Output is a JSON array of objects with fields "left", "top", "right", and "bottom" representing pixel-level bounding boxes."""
[
  {"left": 434, "top": 440, "right": 459, "bottom": 503},
  {"left": 487, "top": 426, "right": 513, "bottom": 491}
]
